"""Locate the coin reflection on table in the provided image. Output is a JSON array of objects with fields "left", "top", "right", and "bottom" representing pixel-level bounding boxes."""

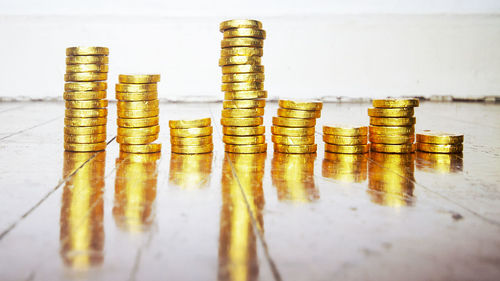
[
  {"left": 322, "top": 152, "right": 367, "bottom": 183},
  {"left": 113, "top": 152, "right": 160, "bottom": 233},
  {"left": 169, "top": 153, "right": 213, "bottom": 189},
  {"left": 368, "top": 152, "right": 415, "bottom": 207},
  {"left": 60, "top": 151, "right": 106, "bottom": 270},
  {"left": 416, "top": 151, "right": 464, "bottom": 174},
  {"left": 271, "top": 152, "right": 319, "bottom": 203}
]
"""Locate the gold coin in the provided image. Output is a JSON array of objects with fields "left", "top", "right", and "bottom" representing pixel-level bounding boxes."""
[
  {"left": 219, "top": 56, "right": 261, "bottom": 66},
  {"left": 63, "top": 90, "right": 106, "bottom": 100},
  {"left": 225, "top": 143, "right": 267, "bottom": 154},
  {"left": 369, "top": 134, "right": 415, "bottom": 144},
  {"left": 64, "top": 125, "right": 106, "bottom": 135},
  {"left": 66, "top": 46, "right": 109, "bottom": 56},
  {"left": 221, "top": 108, "right": 264, "bottom": 118},
  {"left": 169, "top": 118, "right": 211, "bottom": 129},
  {"left": 66, "top": 64, "right": 108, "bottom": 73},
  {"left": 272, "top": 117, "right": 316, "bottom": 128},
  {"left": 65, "top": 100, "right": 108, "bottom": 109},
  {"left": 172, "top": 143, "right": 213, "bottom": 154},
  {"left": 369, "top": 125, "right": 415, "bottom": 136},
  {"left": 115, "top": 83, "right": 157, "bottom": 92},
  {"left": 323, "top": 135, "right": 367, "bottom": 145},
  {"left": 117, "top": 116, "right": 159, "bottom": 128},
  {"left": 117, "top": 134, "right": 158, "bottom": 145},
  {"left": 271, "top": 126, "right": 315, "bottom": 136},
  {"left": 223, "top": 99, "right": 265, "bottom": 109},
  {"left": 274, "top": 143, "right": 317, "bottom": 154},
  {"left": 224, "top": 90, "right": 267, "bottom": 100},
  {"left": 120, "top": 143, "right": 162, "bottom": 153},
  {"left": 221, "top": 38, "right": 264, "bottom": 48},
  {"left": 223, "top": 28, "right": 266, "bottom": 39},
  {"left": 417, "top": 143, "right": 463, "bottom": 154},
  {"left": 277, "top": 108, "right": 320, "bottom": 119},
  {"left": 272, "top": 135, "right": 315, "bottom": 145},
  {"left": 220, "top": 117, "right": 263, "bottom": 127},
  {"left": 323, "top": 125, "right": 368, "bottom": 136},
  {"left": 117, "top": 108, "right": 159, "bottom": 118},
  {"left": 170, "top": 126, "right": 213, "bottom": 137},
  {"left": 170, "top": 135, "right": 213, "bottom": 146},
  {"left": 117, "top": 100, "right": 159, "bottom": 111},
  {"left": 221, "top": 47, "right": 263, "bottom": 57},
  {"left": 65, "top": 117, "right": 107, "bottom": 127},
  {"left": 64, "top": 72, "right": 107, "bottom": 82},
  {"left": 64, "top": 142, "right": 106, "bottom": 152},
  {"left": 118, "top": 74, "right": 160, "bottom": 84},
  {"left": 65, "top": 82, "right": 107, "bottom": 91},
  {"left": 279, "top": 100, "right": 323, "bottom": 111},
  {"left": 220, "top": 19, "right": 262, "bottom": 32},
  {"left": 117, "top": 125, "right": 160, "bottom": 136},
  {"left": 222, "top": 73, "right": 265, "bottom": 83},
  {"left": 116, "top": 91, "right": 158, "bottom": 101},
  {"left": 223, "top": 126, "right": 265, "bottom": 136},
  {"left": 223, "top": 135, "right": 265, "bottom": 145},
  {"left": 371, "top": 143, "right": 416, "bottom": 153},
  {"left": 325, "top": 143, "right": 369, "bottom": 154},
  {"left": 372, "top": 98, "right": 419, "bottom": 108},
  {"left": 65, "top": 108, "right": 107, "bottom": 118},
  {"left": 64, "top": 133, "right": 106, "bottom": 143},
  {"left": 370, "top": 117, "right": 416, "bottom": 126},
  {"left": 66, "top": 55, "right": 109, "bottom": 64},
  {"left": 368, "top": 107, "right": 414, "bottom": 117},
  {"left": 416, "top": 131, "right": 464, "bottom": 145},
  {"left": 221, "top": 65, "right": 264, "bottom": 74}
]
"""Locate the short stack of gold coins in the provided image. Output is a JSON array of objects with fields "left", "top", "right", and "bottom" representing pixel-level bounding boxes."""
[
  {"left": 368, "top": 98, "right": 419, "bottom": 153},
  {"left": 169, "top": 118, "right": 213, "bottom": 154},
  {"left": 322, "top": 126, "right": 369, "bottom": 154},
  {"left": 64, "top": 46, "right": 109, "bottom": 152},
  {"left": 416, "top": 131, "right": 464, "bottom": 154},
  {"left": 115, "top": 74, "right": 162, "bottom": 154},
  {"left": 219, "top": 19, "right": 268, "bottom": 154},
  {"left": 271, "top": 100, "right": 323, "bottom": 154}
]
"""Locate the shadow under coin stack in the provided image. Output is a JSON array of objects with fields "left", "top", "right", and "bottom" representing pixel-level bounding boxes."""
[
  {"left": 416, "top": 131, "right": 464, "bottom": 154},
  {"left": 369, "top": 98, "right": 419, "bottom": 153},
  {"left": 64, "top": 47, "right": 109, "bottom": 152},
  {"left": 116, "top": 74, "right": 162, "bottom": 154},
  {"left": 323, "top": 126, "right": 369, "bottom": 154},
  {"left": 169, "top": 118, "right": 213, "bottom": 154},
  {"left": 219, "top": 19, "right": 267, "bottom": 154},
  {"left": 272, "top": 100, "right": 322, "bottom": 154}
]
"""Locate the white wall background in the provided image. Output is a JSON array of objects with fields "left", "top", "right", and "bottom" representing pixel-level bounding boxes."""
[{"left": 1, "top": 0, "right": 500, "bottom": 100}]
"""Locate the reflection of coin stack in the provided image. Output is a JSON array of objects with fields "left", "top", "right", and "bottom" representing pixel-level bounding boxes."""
[
  {"left": 416, "top": 131, "right": 464, "bottom": 154},
  {"left": 64, "top": 47, "right": 109, "bottom": 152},
  {"left": 369, "top": 99, "right": 419, "bottom": 153},
  {"left": 323, "top": 126, "right": 369, "bottom": 154},
  {"left": 169, "top": 153, "right": 213, "bottom": 189},
  {"left": 272, "top": 100, "right": 322, "bottom": 154},
  {"left": 322, "top": 153, "right": 367, "bottom": 183},
  {"left": 169, "top": 118, "right": 213, "bottom": 154},
  {"left": 219, "top": 19, "right": 267, "bottom": 154},
  {"left": 116, "top": 74, "right": 162, "bottom": 154},
  {"left": 416, "top": 151, "right": 463, "bottom": 173}
]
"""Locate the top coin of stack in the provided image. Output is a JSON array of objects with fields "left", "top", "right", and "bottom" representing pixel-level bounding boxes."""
[
  {"left": 116, "top": 74, "right": 162, "bottom": 154},
  {"left": 64, "top": 46, "right": 109, "bottom": 152},
  {"left": 368, "top": 98, "right": 419, "bottom": 153},
  {"left": 271, "top": 100, "right": 322, "bottom": 154},
  {"left": 323, "top": 125, "right": 369, "bottom": 154},
  {"left": 169, "top": 118, "right": 213, "bottom": 154},
  {"left": 416, "top": 131, "right": 464, "bottom": 154},
  {"left": 219, "top": 19, "right": 267, "bottom": 154}
]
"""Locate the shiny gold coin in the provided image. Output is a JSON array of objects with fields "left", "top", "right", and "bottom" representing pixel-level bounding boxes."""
[
  {"left": 417, "top": 143, "right": 463, "bottom": 154},
  {"left": 115, "top": 83, "right": 157, "bottom": 93},
  {"left": 64, "top": 82, "right": 107, "bottom": 92},
  {"left": 221, "top": 38, "right": 264, "bottom": 48},
  {"left": 117, "top": 125, "right": 160, "bottom": 136},
  {"left": 65, "top": 108, "right": 107, "bottom": 118},
  {"left": 369, "top": 125, "right": 415, "bottom": 136},
  {"left": 224, "top": 90, "right": 267, "bottom": 100},
  {"left": 222, "top": 126, "right": 265, "bottom": 136},
  {"left": 277, "top": 108, "right": 321, "bottom": 119},
  {"left": 172, "top": 143, "right": 213, "bottom": 154},
  {"left": 369, "top": 134, "right": 415, "bottom": 144},
  {"left": 368, "top": 107, "right": 414, "bottom": 117},
  {"left": 170, "top": 135, "right": 213, "bottom": 146},
  {"left": 221, "top": 65, "right": 264, "bottom": 74},
  {"left": 170, "top": 126, "right": 213, "bottom": 137},
  {"left": 219, "top": 56, "right": 261, "bottom": 66},
  {"left": 66, "top": 46, "right": 109, "bottom": 56},
  {"left": 223, "top": 135, "right": 265, "bottom": 145},
  {"left": 117, "top": 134, "right": 158, "bottom": 145},
  {"left": 325, "top": 143, "right": 369, "bottom": 154},
  {"left": 279, "top": 100, "right": 323, "bottom": 111},
  {"left": 416, "top": 131, "right": 464, "bottom": 145},
  {"left": 221, "top": 117, "right": 263, "bottom": 127},
  {"left": 64, "top": 72, "right": 107, "bottom": 82},
  {"left": 371, "top": 143, "right": 416, "bottom": 154},
  {"left": 323, "top": 125, "right": 368, "bottom": 136},
  {"left": 117, "top": 108, "right": 159, "bottom": 118},
  {"left": 120, "top": 143, "right": 162, "bottom": 153},
  {"left": 221, "top": 108, "right": 264, "bottom": 118},
  {"left": 169, "top": 118, "right": 211, "bottom": 129},
  {"left": 220, "top": 19, "right": 262, "bottom": 32},
  {"left": 223, "top": 28, "right": 266, "bottom": 39},
  {"left": 117, "top": 100, "right": 159, "bottom": 111},
  {"left": 223, "top": 99, "right": 265, "bottom": 109},
  {"left": 64, "top": 133, "right": 106, "bottom": 144},
  {"left": 271, "top": 126, "right": 315, "bottom": 136},
  {"left": 115, "top": 91, "right": 158, "bottom": 101},
  {"left": 372, "top": 98, "right": 419, "bottom": 108},
  {"left": 118, "top": 74, "right": 161, "bottom": 84},
  {"left": 272, "top": 135, "right": 315, "bottom": 145},
  {"left": 221, "top": 47, "right": 263, "bottom": 57},
  {"left": 63, "top": 90, "right": 106, "bottom": 100},
  {"left": 64, "top": 142, "right": 106, "bottom": 152},
  {"left": 66, "top": 64, "right": 108, "bottom": 73},
  {"left": 117, "top": 116, "right": 159, "bottom": 128},
  {"left": 274, "top": 144, "right": 317, "bottom": 154},
  {"left": 222, "top": 73, "right": 265, "bottom": 83},
  {"left": 370, "top": 117, "right": 416, "bottom": 126},
  {"left": 323, "top": 135, "right": 367, "bottom": 145},
  {"left": 65, "top": 117, "right": 107, "bottom": 127},
  {"left": 225, "top": 143, "right": 267, "bottom": 154},
  {"left": 272, "top": 117, "right": 316, "bottom": 128},
  {"left": 65, "top": 100, "right": 108, "bottom": 109},
  {"left": 64, "top": 125, "right": 106, "bottom": 135},
  {"left": 66, "top": 55, "right": 108, "bottom": 65}
]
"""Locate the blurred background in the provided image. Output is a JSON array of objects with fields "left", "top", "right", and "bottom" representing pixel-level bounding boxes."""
[{"left": 0, "top": 0, "right": 499, "bottom": 101}]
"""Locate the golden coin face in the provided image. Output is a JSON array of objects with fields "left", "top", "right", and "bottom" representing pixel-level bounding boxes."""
[
  {"left": 219, "top": 56, "right": 261, "bottom": 66},
  {"left": 370, "top": 143, "right": 416, "bottom": 154},
  {"left": 64, "top": 133, "right": 107, "bottom": 144},
  {"left": 222, "top": 82, "right": 264, "bottom": 91},
  {"left": 65, "top": 108, "right": 107, "bottom": 118},
  {"left": 222, "top": 73, "right": 265, "bottom": 83},
  {"left": 277, "top": 108, "right": 321, "bottom": 119},
  {"left": 116, "top": 134, "right": 159, "bottom": 145},
  {"left": 370, "top": 117, "right": 416, "bottom": 126},
  {"left": 221, "top": 38, "right": 264, "bottom": 48},
  {"left": 274, "top": 144, "right": 317, "bottom": 154},
  {"left": 118, "top": 74, "right": 160, "bottom": 84},
  {"left": 66, "top": 64, "right": 108, "bottom": 73},
  {"left": 416, "top": 131, "right": 464, "bottom": 144},
  {"left": 323, "top": 135, "right": 368, "bottom": 145},
  {"left": 221, "top": 108, "right": 264, "bottom": 118},
  {"left": 115, "top": 83, "right": 157, "bottom": 93},
  {"left": 222, "top": 125, "right": 265, "bottom": 136},
  {"left": 323, "top": 125, "right": 368, "bottom": 136},
  {"left": 219, "top": 19, "right": 263, "bottom": 32},
  {"left": 272, "top": 117, "right": 316, "bottom": 128},
  {"left": 66, "top": 46, "right": 109, "bottom": 56},
  {"left": 117, "top": 108, "right": 159, "bottom": 118},
  {"left": 64, "top": 142, "right": 106, "bottom": 152},
  {"left": 221, "top": 65, "right": 264, "bottom": 74},
  {"left": 279, "top": 100, "right": 323, "bottom": 111},
  {"left": 417, "top": 143, "right": 463, "bottom": 154},
  {"left": 368, "top": 107, "right": 414, "bottom": 117},
  {"left": 115, "top": 91, "right": 158, "bottom": 101},
  {"left": 221, "top": 47, "right": 263, "bottom": 57},
  {"left": 272, "top": 135, "right": 315, "bottom": 145},
  {"left": 63, "top": 90, "right": 107, "bottom": 101},
  {"left": 223, "top": 135, "right": 265, "bottom": 145},
  {"left": 325, "top": 143, "right": 369, "bottom": 154},
  {"left": 220, "top": 117, "right": 263, "bottom": 127},
  {"left": 117, "top": 100, "right": 159, "bottom": 111},
  {"left": 369, "top": 134, "right": 415, "bottom": 144},
  {"left": 223, "top": 28, "right": 266, "bottom": 39},
  {"left": 120, "top": 143, "right": 162, "bottom": 154},
  {"left": 117, "top": 116, "right": 159, "bottom": 128},
  {"left": 65, "top": 117, "right": 107, "bottom": 127},
  {"left": 224, "top": 90, "right": 267, "bottom": 100},
  {"left": 64, "top": 125, "right": 106, "bottom": 135},
  {"left": 117, "top": 125, "right": 160, "bottom": 137},
  {"left": 223, "top": 99, "right": 265, "bottom": 109},
  {"left": 66, "top": 55, "right": 109, "bottom": 64},
  {"left": 170, "top": 126, "right": 213, "bottom": 137},
  {"left": 171, "top": 143, "right": 214, "bottom": 154},
  {"left": 224, "top": 143, "right": 267, "bottom": 154},
  {"left": 64, "top": 82, "right": 107, "bottom": 92},
  {"left": 372, "top": 98, "right": 419, "bottom": 108},
  {"left": 271, "top": 126, "right": 315, "bottom": 136},
  {"left": 369, "top": 125, "right": 415, "bottom": 136},
  {"left": 65, "top": 100, "right": 108, "bottom": 109},
  {"left": 170, "top": 135, "right": 213, "bottom": 146},
  {"left": 169, "top": 118, "right": 212, "bottom": 129},
  {"left": 64, "top": 72, "right": 108, "bottom": 82}
]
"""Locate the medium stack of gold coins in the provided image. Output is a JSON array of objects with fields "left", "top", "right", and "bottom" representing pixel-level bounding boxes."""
[
  {"left": 64, "top": 47, "right": 109, "bottom": 152},
  {"left": 271, "top": 100, "right": 322, "bottom": 153},
  {"left": 416, "top": 131, "right": 464, "bottom": 154},
  {"left": 368, "top": 98, "right": 419, "bottom": 153},
  {"left": 116, "top": 74, "right": 162, "bottom": 154},
  {"left": 323, "top": 126, "right": 369, "bottom": 154},
  {"left": 169, "top": 118, "right": 213, "bottom": 154},
  {"left": 219, "top": 19, "right": 268, "bottom": 154}
]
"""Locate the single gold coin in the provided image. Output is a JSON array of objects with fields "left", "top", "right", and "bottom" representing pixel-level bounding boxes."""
[
  {"left": 223, "top": 99, "right": 265, "bottom": 109},
  {"left": 372, "top": 98, "right": 419, "bottom": 108},
  {"left": 370, "top": 117, "right": 416, "bottom": 126},
  {"left": 369, "top": 125, "right": 415, "bottom": 136},
  {"left": 66, "top": 64, "right": 108, "bottom": 73},
  {"left": 172, "top": 143, "right": 213, "bottom": 154},
  {"left": 65, "top": 108, "right": 107, "bottom": 118},
  {"left": 271, "top": 126, "right": 315, "bottom": 136},
  {"left": 272, "top": 135, "right": 315, "bottom": 145},
  {"left": 170, "top": 135, "right": 213, "bottom": 146},
  {"left": 223, "top": 28, "right": 266, "bottom": 39},
  {"left": 117, "top": 116, "right": 159, "bottom": 128},
  {"left": 117, "top": 125, "right": 160, "bottom": 136},
  {"left": 368, "top": 107, "right": 414, "bottom": 117},
  {"left": 219, "top": 56, "right": 261, "bottom": 66},
  {"left": 223, "top": 125, "right": 265, "bottom": 136},
  {"left": 416, "top": 131, "right": 464, "bottom": 145},
  {"left": 115, "top": 91, "right": 158, "bottom": 101},
  {"left": 221, "top": 108, "right": 264, "bottom": 118},
  {"left": 64, "top": 82, "right": 107, "bottom": 92},
  {"left": 66, "top": 46, "right": 109, "bottom": 56},
  {"left": 222, "top": 73, "right": 265, "bottom": 83},
  {"left": 221, "top": 38, "right": 264, "bottom": 48},
  {"left": 118, "top": 74, "right": 160, "bottom": 84},
  {"left": 272, "top": 117, "right": 316, "bottom": 128},
  {"left": 170, "top": 126, "right": 213, "bottom": 137},
  {"left": 220, "top": 19, "right": 262, "bottom": 32},
  {"left": 370, "top": 143, "right": 416, "bottom": 154},
  {"left": 369, "top": 134, "right": 415, "bottom": 144},
  {"left": 64, "top": 125, "right": 106, "bottom": 135},
  {"left": 221, "top": 65, "right": 264, "bottom": 74},
  {"left": 277, "top": 108, "right": 321, "bottom": 119},
  {"left": 274, "top": 144, "right": 317, "bottom": 154},
  {"left": 115, "top": 83, "right": 157, "bottom": 92},
  {"left": 120, "top": 143, "right": 162, "bottom": 153},
  {"left": 64, "top": 142, "right": 106, "bottom": 152},
  {"left": 279, "top": 100, "right": 323, "bottom": 111},
  {"left": 224, "top": 90, "right": 267, "bottom": 100},
  {"left": 323, "top": 125, "right": 368, "bottom": 136},
  {"left": 225, "top": 143, "right": 267, "bottom": 154},
  {"left": 221, "top": 117, "right": 263, "bottom": 127},
  {"left": 323, "top": 135, "right": 368, "bottom": 145},
  {"left": 65, "top": 117, "right": 107, "bottom": 127},
  {"left": 223, "top": 135, "right": 265, "bottom": 145},
  {"left": 65, "top": 100, "right": 108, "bottom": 109},
  {"left": 64, "top": 133, "right": 106, "bottom": 144},
  {"left": 221, "top": 47, "right": 263, "bottom": 57},
  {"left": 169, "top": 118, "right": 211, "bottom": 129},
  {"left": 63, "top": 90, "right": 106, "bottom": 100},
  {"left": 117, "top": 108, "right": 159, "bottom": 118},
  {"left": 325, "top": 143, "right": 369, "bottom": 154},
  {"left": 66, "top": 55, "right": 108, "bottom": 65},
  {"left": 117, "top": 134, "right": 158, "bottom": 145},
  {"left": 117, "top": 100, "right": 159, "bottom": 111},
  {"left": 417, "top": 143, "right": 463, "bottom": 154},
  {"left": 64, "top": 72, "right": 107, "bottom": 82}
]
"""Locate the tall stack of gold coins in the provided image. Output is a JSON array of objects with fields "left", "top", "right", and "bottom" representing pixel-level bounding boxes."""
[
  {"left": 416, "top": 131, "right": 464, "bottom": 154},
  {"left": 169, "top": 118, "right": 213, "bottom": 154},
  {"left": 323, "top": 126, "right": 369, "bottom": 154},
  {"left": 64, "top": 47, "right": 109, "bottom": 152},
  {"left": 219, "top": 19, "right": 267, "bottom": 154},
  {"left": 116, "top": 74, "right": 162, "bottom": 154},
  {"left": 271, "top": 100, "right": 322, "bottom": 154},
  {"left": 368, "top": 98, "right": 419, "bottom": 153}
]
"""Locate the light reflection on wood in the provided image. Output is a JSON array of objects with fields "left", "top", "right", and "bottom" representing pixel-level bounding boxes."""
[
  {"left": 416, "top": 151, "right": 464, "bottom": 174},
  {"left": 168, "top": 153, "right": 213, "bottom": 189},
  {"left": 322, "top": 152, "right": 368, "bottom": 183}
]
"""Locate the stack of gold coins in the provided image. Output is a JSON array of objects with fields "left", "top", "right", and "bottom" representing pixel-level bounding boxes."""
[
  {"left": 219, "top": 19, "right": 267, "bottom": 154},
  {"left": 116, "top": 74, "right": 162, "bottom": 154},
  {"left": 169, "top": 118, "right": 213, "bottom": 154},
  {"left": 271, "top": 100, "right": 322, "bottom": 154},
  {"left": 416, "top": 131, "right": 464, "bottom": 154},
  {"left": 64, "top": 47, "right": 109, "bottom": 152},
  {"left": 368, "top": 98, "right": 419, "bottom": 153},
  {"left": 322, "top": 125, "right": 369, "bottom": 154}
]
